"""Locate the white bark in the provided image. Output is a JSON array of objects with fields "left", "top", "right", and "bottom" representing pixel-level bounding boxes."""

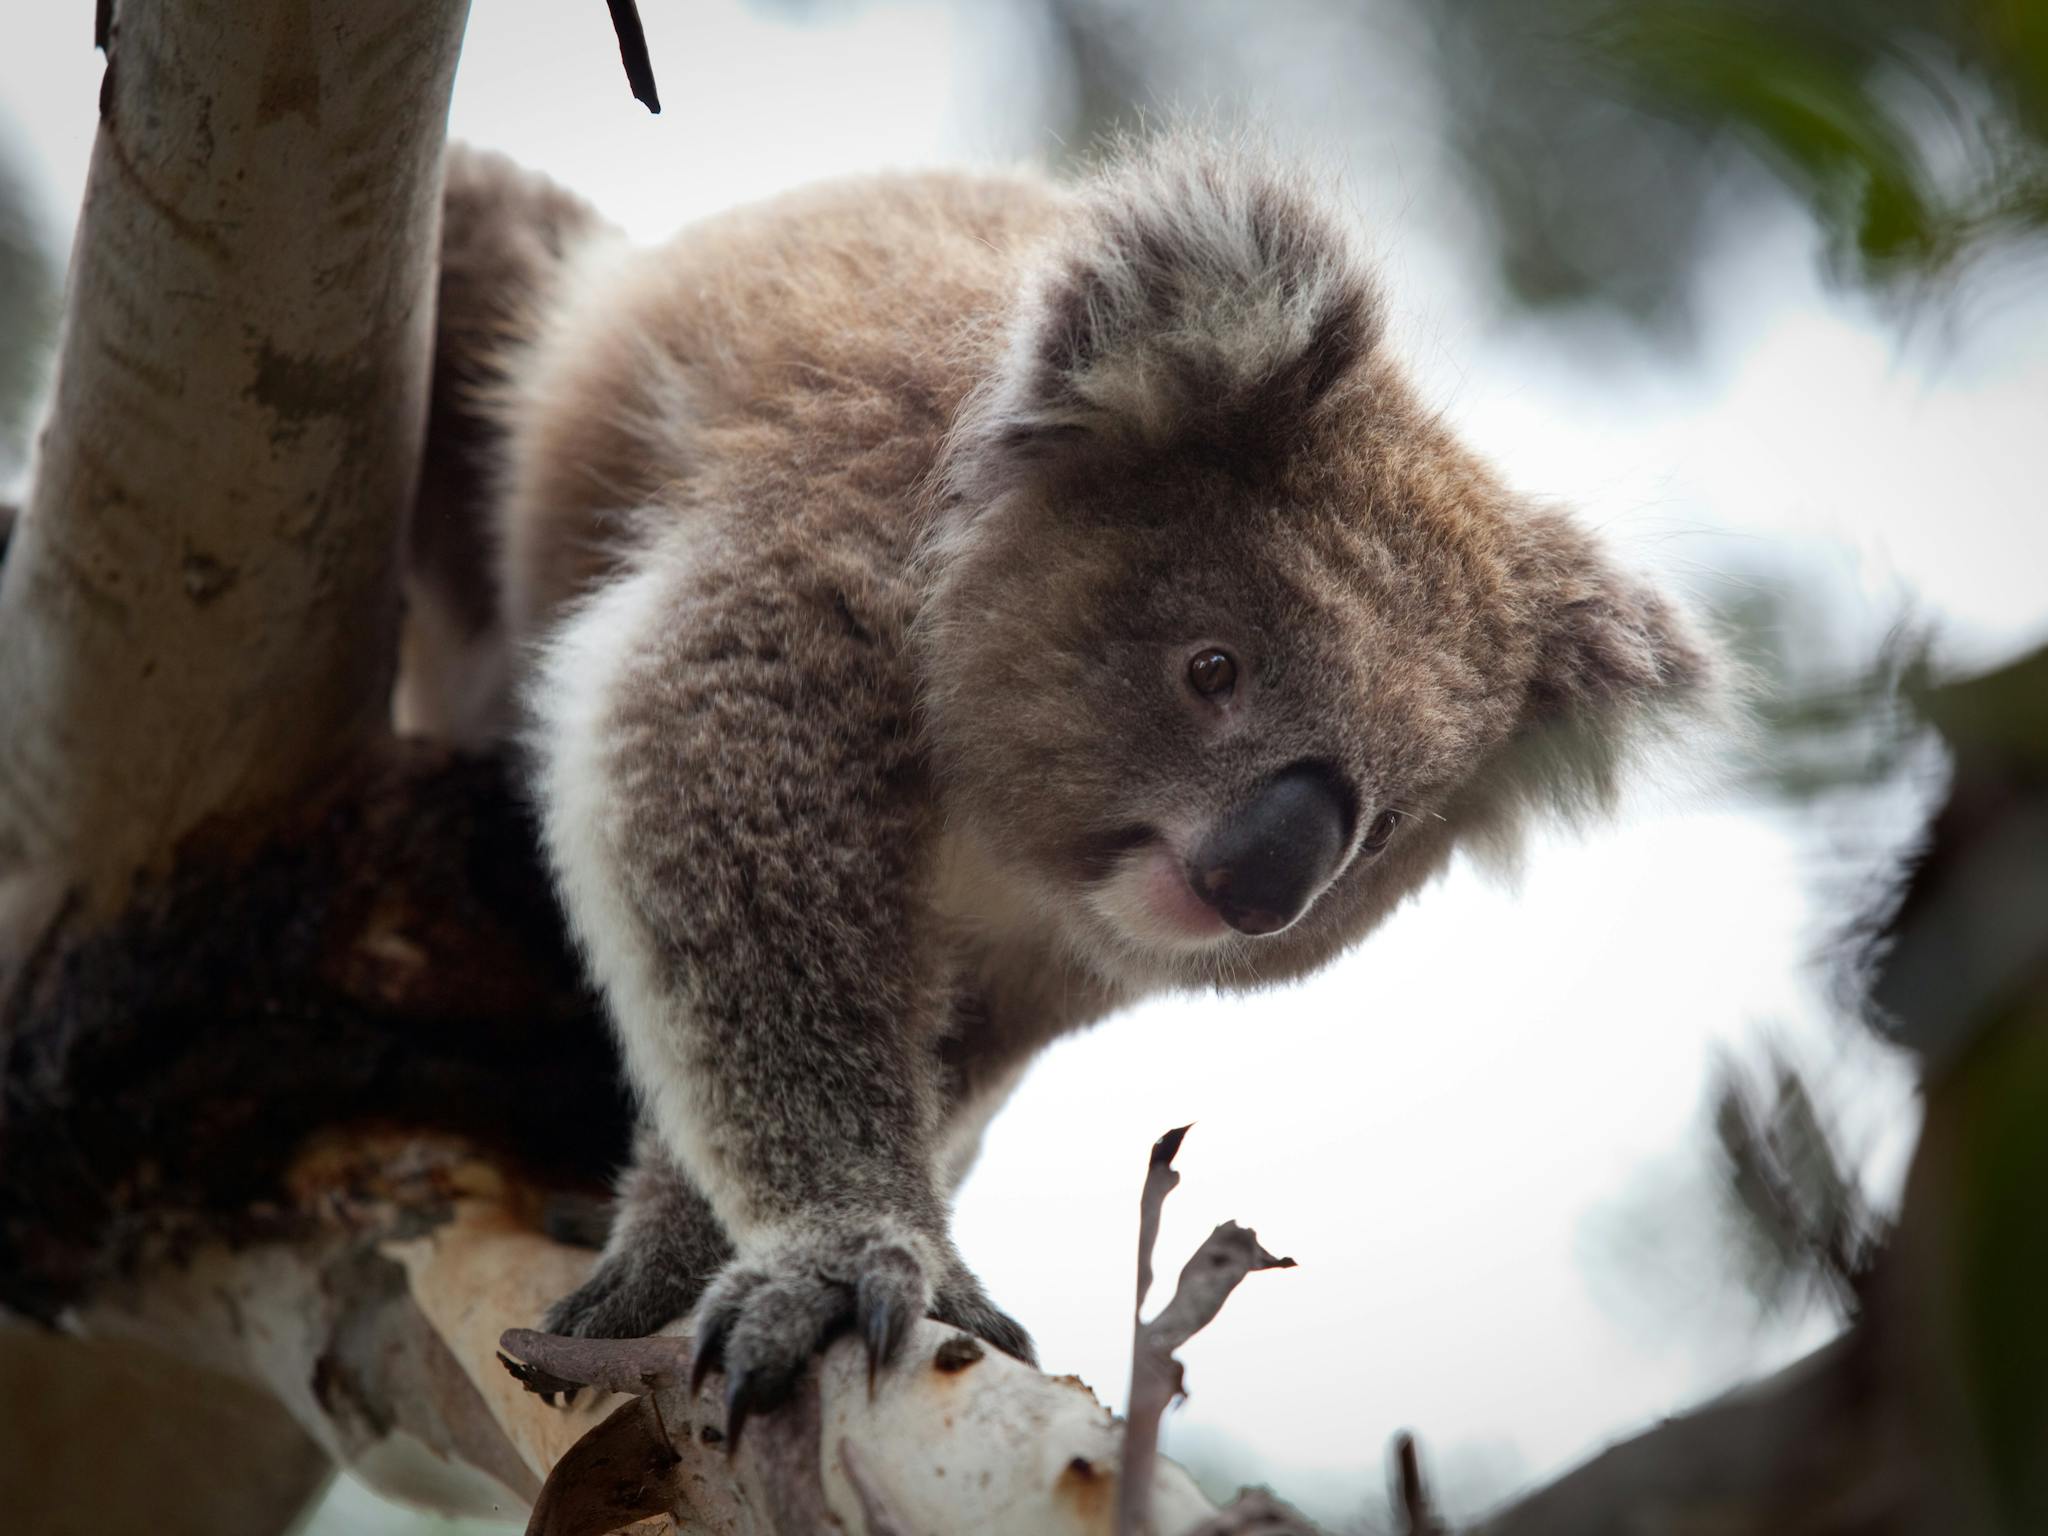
[
  {"left": 69, "top": 1134, "right": 1237, "bottom": 1535},
  {"left": 0, "top": 0, "right": 468, "bottom": 924}
]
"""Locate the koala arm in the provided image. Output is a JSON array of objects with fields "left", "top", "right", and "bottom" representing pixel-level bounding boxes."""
[{"left": 530, "top": 538, "right": 1028, "bottom": 1416}]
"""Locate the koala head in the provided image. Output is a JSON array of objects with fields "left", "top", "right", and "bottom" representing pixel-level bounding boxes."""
[{"left": 916, "top": 139, "right": 1719, "bottom": 990}]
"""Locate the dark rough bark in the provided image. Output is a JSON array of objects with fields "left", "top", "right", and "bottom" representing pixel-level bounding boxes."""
[{"left": 0, "top": 744, "right": 628, "bottom": 1324}]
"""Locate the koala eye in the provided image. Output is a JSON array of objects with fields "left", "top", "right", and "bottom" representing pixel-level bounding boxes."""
[
  {"left": 1362, "top": 808, "right": 1401, "bottom": 852},
  {"left": 1186, "top": 647, "right": 1237, "bottom": 700}
]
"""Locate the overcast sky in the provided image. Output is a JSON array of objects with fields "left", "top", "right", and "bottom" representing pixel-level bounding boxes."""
[{"left": 4, "top": 2, "right": 2043, "bottom": 1526}]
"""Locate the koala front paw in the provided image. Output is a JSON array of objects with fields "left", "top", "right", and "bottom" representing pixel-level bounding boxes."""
[
  {"left": 536, "top": 1133, "right": 732, "bottom": 1374},
  {"left": 543, "top": 1247, "right": 704, "bottom": 1343},
  {"left": 687, "top": 1222, "right": 1031, "bottom": 1447}
]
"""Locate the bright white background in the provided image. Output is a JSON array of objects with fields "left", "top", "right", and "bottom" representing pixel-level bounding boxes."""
[{"left": 3, "top": 2, "right": 2042, "bottom": 1527}]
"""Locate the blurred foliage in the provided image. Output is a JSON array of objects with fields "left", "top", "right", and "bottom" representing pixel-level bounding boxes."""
[
  {"left": 1872, "top": 643, "right": 2048, "bottom": 1528},
  {"left": 1026, "top": 0, "right": 2048, "bottom": 326},
  {"left": 1408, "top": 0, "right": 2048, "bottom": 322},
  {"left": 1413, "top": 0, "right": 1744, "bottom": 326},
  {"left": 1711, "top": 1049, "right": 1882, "bottom": 1319},
  {"left": 1600, "top": 4, "right": 2048, "bottom": 271},
  {"left": 1869, "top": 644, "right": 2048, "bottom": 1065}
]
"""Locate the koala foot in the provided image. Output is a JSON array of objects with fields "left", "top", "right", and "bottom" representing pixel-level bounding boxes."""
[
  {"left": 543, "top": 1246, "right": 704, "bottom": 1342},
  {"left": 541, "top": 1131, "right": 732, "bottom": 1337},
  {"left": 687, "top": 1222, "right": 1032, "bottom": 1448}
]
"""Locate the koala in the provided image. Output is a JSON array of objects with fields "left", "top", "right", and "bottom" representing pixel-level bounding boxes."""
[{"left": 402, "top": 136, "right": 1718, "bottom": 1436}]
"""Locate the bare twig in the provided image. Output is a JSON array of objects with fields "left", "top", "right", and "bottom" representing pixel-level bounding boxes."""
[
  {"left": 1394, "top": 1432, "right": 1447, "bottom": 1536},
  {"left": 1137, "top": 1123, "right": 1190, "bottom": 1315},
  {"left": 604, "top": 0, "right": 661, "bottom": 113},
  {"left": 499, "top": 1329, "right": 691, "bottom": 1400},
  {"left": 1144, "top": 1222, "right": 1296, "bottom": 1356},
  {"left": 1118, "top": 1126, "right": 1297, "bottom": 1536}
]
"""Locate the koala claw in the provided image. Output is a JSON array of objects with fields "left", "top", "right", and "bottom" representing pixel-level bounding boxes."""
[
  {"left": 687, "top": 1288, "right": 742, "bottom": 1401},
  {"left": 685, "top": 1225, "right": 1024, "bottom": 1449},
  {"left": 858, "top": 1276, "right": 913, "bottom": 1396}
]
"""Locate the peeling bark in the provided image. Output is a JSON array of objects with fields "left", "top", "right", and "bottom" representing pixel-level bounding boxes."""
[{"left": 0, "top": 746, "right": 625, "bottom": 1326}]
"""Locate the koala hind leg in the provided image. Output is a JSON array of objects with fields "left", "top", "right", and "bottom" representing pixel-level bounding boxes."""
[
  {"left": 544, "top": 1127, "right": 733, "bottom": 1340},
  {"left": 399, "top": 145, "right": 610, "bottom": 745}
]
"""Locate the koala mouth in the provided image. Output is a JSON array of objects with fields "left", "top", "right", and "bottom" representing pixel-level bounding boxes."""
[
  {"left": 1084, "top": 837, "right": 1232, "bottom": 951},
  {"left": 1076, "top": 763, "right": 1356, "bottom": 953}
]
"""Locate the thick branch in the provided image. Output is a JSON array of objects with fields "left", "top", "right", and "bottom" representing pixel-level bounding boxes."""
[
  {"left": 54, "top": 1137, "right": 1234, "bottom": 1536},
  {"left": 0, "top": 787, "right": 1277, "bottom": 1533},
  {"left": 0, "top": 0, "right": 469, "bottom": 919},
  {"left": 0, "top": 1327, "right": 332, "bottom": 1535},
  {"left": 1470, "top": 1335, "right": 1909, "bottom": 1535}
]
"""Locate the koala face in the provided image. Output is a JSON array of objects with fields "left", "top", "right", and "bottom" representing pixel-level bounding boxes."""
[
  {"left": 915, "top": 138, "right": 1715, "bottom": 991},
  {"left": 918, "top": 435, "right": 1539, "bottom": 990}
]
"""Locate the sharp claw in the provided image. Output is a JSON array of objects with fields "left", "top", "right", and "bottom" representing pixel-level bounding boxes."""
[
  {"left": 722, "top": 1371, "right": 755, "bottom": 1455},
  {"left": 858, "top": 1282, "right": 909, "bottom": 1396},
  {"left": 862, "top": 1302, "right": 887, "bottom": 1397},
  {"left": 690, "top": 1311, "right": 732, "bottom": 1400}
]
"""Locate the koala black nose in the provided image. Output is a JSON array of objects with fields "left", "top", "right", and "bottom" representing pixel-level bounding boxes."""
[{"left": 1189, "top": 764, "right": 1351, "bottom": 936}]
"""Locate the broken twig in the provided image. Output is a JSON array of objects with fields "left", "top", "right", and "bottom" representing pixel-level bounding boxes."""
[
  {"left": 499, "top": 1327, "right": 691, "bottom": 1400},
  {"left": 1118, "top": 1126, "right": 1297, "bottom": 1536},
  {"left": 604, "top": 0, "right": 661, "bottom": 113}
]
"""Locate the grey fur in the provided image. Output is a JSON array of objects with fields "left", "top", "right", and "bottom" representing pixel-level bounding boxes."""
[{"left": 409, "top": 137, "right": 1721, "bottom": 1415}]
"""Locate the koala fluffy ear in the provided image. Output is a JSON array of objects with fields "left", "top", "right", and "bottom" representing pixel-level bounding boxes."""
[
  {"left": 1527, "top": 529, "right": 1714, "bottom": 719},
  {"left": 1494, "top": 508, "right": 1725, "bottom": 821},
  {"left": 948, "top": 137, "right": 1382, "bottom": 501}
]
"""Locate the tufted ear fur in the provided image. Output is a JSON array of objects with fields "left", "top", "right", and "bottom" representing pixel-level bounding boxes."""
[
  {"left": 947, "top": 137, "right": 1382, "bottom": 502},
  {"left": 1524, "top": 512, "right": 1715, "bottom": 723},
  {"left": 1471, "top": 508, "right": 1727, "bottom": 843}
]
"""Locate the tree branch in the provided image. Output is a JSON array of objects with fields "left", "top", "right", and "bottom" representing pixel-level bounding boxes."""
[
  {"left": 0, "top": 0, "right": 469, "bottom": 927},
  {"left": 491, "top": 1125, "right": 1312, "bottom": 1535}
]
